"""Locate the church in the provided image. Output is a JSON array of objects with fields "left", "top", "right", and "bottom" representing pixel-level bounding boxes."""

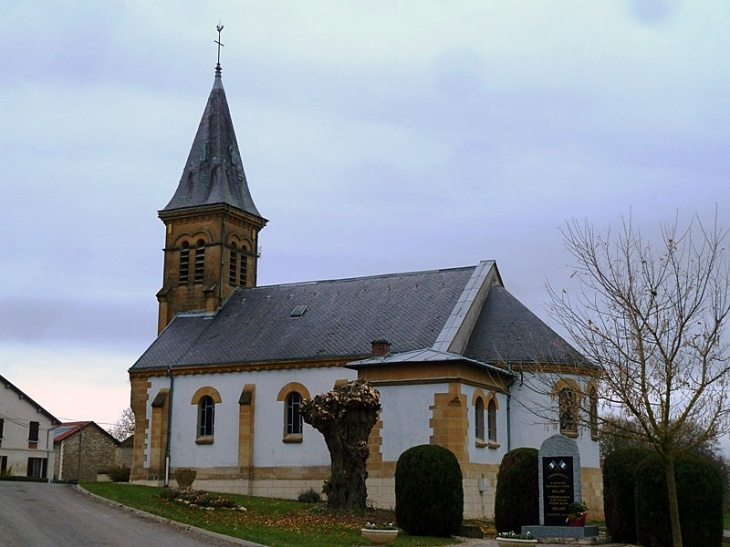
[{"left": 128, "top": 57, "right": 602, "bottom": 519}]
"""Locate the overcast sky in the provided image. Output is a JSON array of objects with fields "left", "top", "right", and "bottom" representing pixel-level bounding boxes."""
[{"left": 1, "top": 1, "right": 729, "bottom": 442}]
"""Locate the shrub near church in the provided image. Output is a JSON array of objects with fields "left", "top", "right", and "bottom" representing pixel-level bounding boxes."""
[{"left": 395, "top": 445, "right": 463, "bottom": 537}]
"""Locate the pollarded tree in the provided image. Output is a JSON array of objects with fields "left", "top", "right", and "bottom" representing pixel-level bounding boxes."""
[
  {"left": 547, "top": 214, "right": 730, "bottom": 547},
  {"left": 299, "top": 379, "right": 381, "bottom": 511}
]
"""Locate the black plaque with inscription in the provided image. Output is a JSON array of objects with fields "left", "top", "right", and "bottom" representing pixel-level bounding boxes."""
[{"left": 542, "top": 456, "right": 574, "bottom": 526}]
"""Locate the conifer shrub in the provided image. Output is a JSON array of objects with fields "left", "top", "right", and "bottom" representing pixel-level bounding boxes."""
[
  {"left": 602, "top": 447, "right": 650, "bottom": 543},
  {"left": 395, "top": 444, "right": 463, "bottom": 537},
  {"left": 494, "top": 448, "right": 539, "bottom": 533},
  {"left": 107, "top": 465, "right": 131, "bottom": 482},
  {"left": 635, "top": 452, "right": 723, "bottom": 547},
  {"left": 297, "top": 487, "right": 321, "bottom": 503}
]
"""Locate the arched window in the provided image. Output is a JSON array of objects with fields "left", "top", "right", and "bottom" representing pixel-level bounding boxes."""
[
  {"left": 589, "top": 386, "right": 599, "bottom": 440},
  {"left": 194, "top": 239, "right": 205, "bottom": 282},
  {"left": 487, "top": 398, "right": 497, "bottom": 442},
  {"left": 559, "top": 387, "right": 578, "bottom": 435},
  {"left": 474, "top": 397, "right": 485, "bottom": 441},
  {"left": 286, "top": 392, "right": 303, "bottom": 436},
  {"left": 198, "top": 395, "right": 215, "bottom": 438},
  {"left": 179, "top": 241, "right": 190, "bottom": 283},
  {"left": 229, "top": 243, "right": 238, "bottom": 285},
  {"left": 277, "top": 382, "right": 309, "bottom": 443}
]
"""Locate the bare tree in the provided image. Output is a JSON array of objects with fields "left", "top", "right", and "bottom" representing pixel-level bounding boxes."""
[
  {"left": 548, "top": 214, "right": 730, "bottom": 547},
  {"left": 109, "top": 407, "right": 135, "bottom": 442}
]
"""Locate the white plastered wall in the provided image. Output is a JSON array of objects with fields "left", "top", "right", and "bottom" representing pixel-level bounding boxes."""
[{"left": 146, "top": 366, "right": 358, "bottom": 471}]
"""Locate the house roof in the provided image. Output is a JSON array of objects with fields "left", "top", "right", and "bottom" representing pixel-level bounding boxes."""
[
  {"left": 161, "top": 67, "right": 263, "bottom": 220},
  {"left": 0, "top": 373, "right": 60, "bottom": 426},
  {"left": 130, "top": 261, "right": 585, "bottom": 373},
  {"left": 53, "top": 421, "right": 119, "bottom": 445}
]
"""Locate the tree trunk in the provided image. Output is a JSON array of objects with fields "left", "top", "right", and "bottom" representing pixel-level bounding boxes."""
[
  {"left": 664, "top": 457, "right": 683, "bottom": 547},
  {"left": 300, "top": 379, "right": 380, "bottom": 512},
  {"left": 321, "top": 408, "right": 373, "bottom": 511}
]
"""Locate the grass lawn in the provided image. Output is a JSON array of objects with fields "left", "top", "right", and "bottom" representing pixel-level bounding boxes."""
[
  {"left": 724, "top": 512, "right": 730, "bottom": 529},
  {"left": 82, "top": 483, "right": 459, "bottom": 547}
]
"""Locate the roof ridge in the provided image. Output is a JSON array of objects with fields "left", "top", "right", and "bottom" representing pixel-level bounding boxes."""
[
  {"left": 432, "top": 260, "right": 499, "bottom": 354},
  {"left": 250, "top": 264, "right": 481, "bottom": 291}
]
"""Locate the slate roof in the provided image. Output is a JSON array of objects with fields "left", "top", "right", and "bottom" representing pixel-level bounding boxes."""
[
  {"left": 161, "top": 68, "right": 263, "bottom": 219},
  {"left": 132, "top": 266, "right": 475, "bottom": 370},
  {"left": 464, "top": 286, "right": 587, "bottom": 366},
  {"left": 131, "top": 263, "right": 585, "bottom": 372}
]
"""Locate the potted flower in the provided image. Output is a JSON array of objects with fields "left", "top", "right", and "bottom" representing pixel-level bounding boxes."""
[
  {"left": 173, "top": 468, "right": 196, "bottom": 489},
  {"left": 361, "top": 522, "right": 398, "bottom": 545},
  {"left": 496, "top": 531, "right": 537, "bottom": 546},
  {"left": 566, "top": 500, "right": 588, "bottom": 527}
]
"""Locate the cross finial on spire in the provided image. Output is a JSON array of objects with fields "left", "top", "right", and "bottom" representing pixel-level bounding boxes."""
[{"left": 215, "top": 23, "right": 224, "bottom": 76}]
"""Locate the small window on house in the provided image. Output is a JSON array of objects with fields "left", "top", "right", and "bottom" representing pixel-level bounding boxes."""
[
  {"left": 28, "top": 421, "right": 39, "bottom": 449},
  {"left": 487, "top": 398, "right": 497, "bottom": 443},
  {"left": 284, "top": 392, "right": 303, "bottom": 442},
  {"left": 0, "top": 455, "right": 7, "bottom": 475},
  {"left": 229, "top": 243, "right": 238, "bottom": 285},
  {"left": 27, "top": 457, "right": 47, "bottom": 478},
  {"left": 559, "top": 387, "right": 578, "bottom": 436},
  {"left": 194, "top": 239, "right": 205, "bottom": 282},
  {"left": 474, "top": 397, "right": 485, "bottom": 441},
  {"left": 589, "top": 386, "right": 599, "bottom": 441},
  {"left": 0, "top": 417, "right": 4, "bottom": 438},
  {"left": 197, "top": 395, "right": 215, "bottom": 440},
  {"left": 179, "top": 241, "right": 190, "bottom": 283}
]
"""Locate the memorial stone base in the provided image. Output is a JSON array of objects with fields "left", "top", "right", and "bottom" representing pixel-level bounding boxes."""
[{"left": 521, "top": 525, "right": 601, "bottom": 540}]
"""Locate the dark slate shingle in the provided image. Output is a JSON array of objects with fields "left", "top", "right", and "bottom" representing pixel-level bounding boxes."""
[
  {"left": 131, "top": 266, "right": 475, "bottom": 370},
  {"left": 161, "top": 74, "right": 262, "bottom": 219},
  {"left": 464, "top": 286, "right": 587, "bottom": 366}
]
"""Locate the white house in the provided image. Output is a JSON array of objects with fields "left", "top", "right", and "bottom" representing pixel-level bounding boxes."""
[{"left": 0, "top": 373, "right": 60, "bottom": 479}]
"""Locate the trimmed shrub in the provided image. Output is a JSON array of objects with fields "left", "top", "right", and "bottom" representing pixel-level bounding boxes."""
[
  {"left": 395, "top": 444, "right": 463, "bottom": 537},
  {"left": 494, "top": 448, "right": 539, "bottom": 533},
  {"left": 107, "top": 465, "right": 131, "bottom": 483},
  {"left": 297, "top": 488, "right": 321, "bottom": 503},
  {"left": 603, "top": 447, "right": 651, "bottom": 543},
  {"left": 635, "top": 452, "right": 723, "bottom": 547}
]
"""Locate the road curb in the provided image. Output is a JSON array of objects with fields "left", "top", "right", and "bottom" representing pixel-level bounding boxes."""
[{"left": 74, "top": 484, "right": 267, "bottom": 547}]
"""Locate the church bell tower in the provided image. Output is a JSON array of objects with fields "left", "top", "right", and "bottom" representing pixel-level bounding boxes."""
[{"left": 156, "top": 31, "right": 266, "bottom": 333}]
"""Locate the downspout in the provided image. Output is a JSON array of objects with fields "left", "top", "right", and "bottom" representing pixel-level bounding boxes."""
[
  {"left": 58, "top": 439, "right": 64, "bottom": 481},
  {"left": 47, "top": 426, "right": 57, "bottom": 483},
  {"left": 506, "top": 364, "right": 516, "bottom": 452},
  {"left": 77, "top": 427, "right": 83, "bottom": 481},
  {"left": 164, "top": 366, "right": 174, "bottom": 487}
]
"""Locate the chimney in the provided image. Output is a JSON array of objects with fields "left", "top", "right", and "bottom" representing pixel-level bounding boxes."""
[{"left": 371, "top": 339, "right": 391, "bottom": 357}]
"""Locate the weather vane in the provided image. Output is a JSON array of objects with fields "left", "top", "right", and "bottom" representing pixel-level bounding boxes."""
[{"left": 215, "top": 23, "right": 224, "bottom": 74}]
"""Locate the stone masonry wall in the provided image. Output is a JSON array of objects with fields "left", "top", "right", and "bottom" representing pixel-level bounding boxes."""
[{"left": 57, "top": 426, "right": 117, "bottom": 482}]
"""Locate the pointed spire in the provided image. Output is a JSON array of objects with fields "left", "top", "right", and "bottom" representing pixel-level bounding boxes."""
[{"left": 162, "top": 26, "right": 262, "bottom": 219}]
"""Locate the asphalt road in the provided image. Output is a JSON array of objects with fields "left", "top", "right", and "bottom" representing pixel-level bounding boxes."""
[{"left": 0, "top": 481, "right": 255, "bottom": 547}]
